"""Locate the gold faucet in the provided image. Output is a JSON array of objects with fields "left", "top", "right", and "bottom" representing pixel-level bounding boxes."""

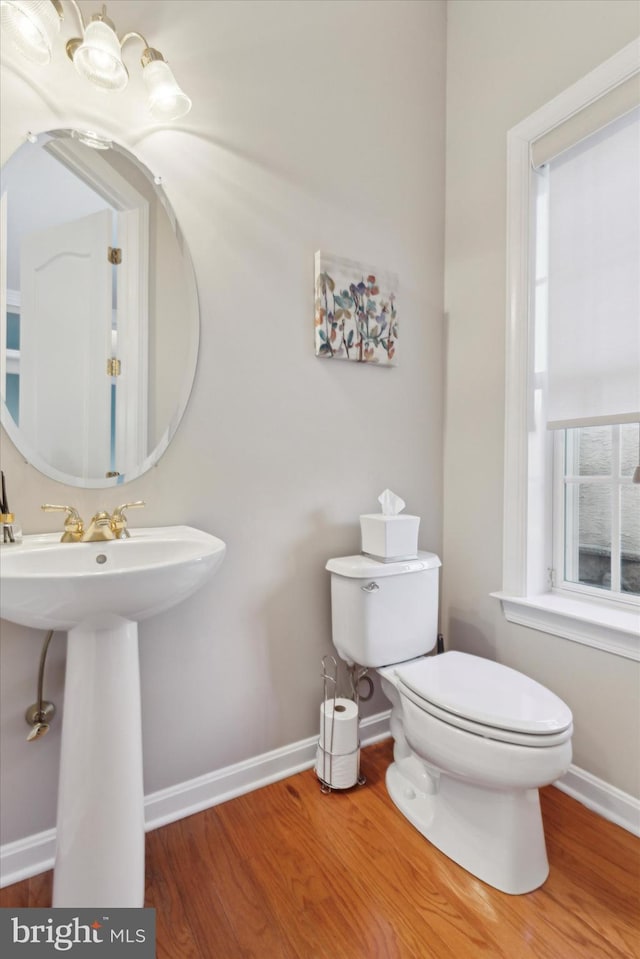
[
  {"left": 82, "top": 511, "right": 116, "bottom": 542},
  {"left": 41, "top": 501, "right": 146, "bottom": 542},
  {"left": 110, "top": 502, "right": 145, "bottom": 539},
  {"left": 41, "top": 505, "right": 85, "bottom": 543}
]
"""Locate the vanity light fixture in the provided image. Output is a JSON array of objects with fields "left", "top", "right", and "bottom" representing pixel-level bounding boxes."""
[
  {"left": 68, "top": 6, "right": 128, "bottom": 92},
  {"left": 0, "top": 0, "right": 62, "bottom": 64},
  {"left": 141, "top": 46, "right": 192, "bottom": 122},
  {"left": 0, "top": 0, "right": 192, "bottom": 120}
]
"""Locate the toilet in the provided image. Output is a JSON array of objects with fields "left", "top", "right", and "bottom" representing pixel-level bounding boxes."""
[{"left": 326, "top": 551, "right": 573, "bottom": 895}]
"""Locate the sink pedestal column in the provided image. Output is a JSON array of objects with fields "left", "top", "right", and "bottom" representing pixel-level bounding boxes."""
[{"left": 53, "top": 618, "right": 145, "bottom": 907}]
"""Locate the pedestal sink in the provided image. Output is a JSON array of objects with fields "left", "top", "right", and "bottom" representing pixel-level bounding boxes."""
[{"left": 0, "top": 526, "right": 226, "bottom": 907}]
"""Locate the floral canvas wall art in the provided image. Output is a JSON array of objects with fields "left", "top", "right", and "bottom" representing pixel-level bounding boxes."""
[{"left": 314, "top": 251, "right": 398, "bottom": 365}]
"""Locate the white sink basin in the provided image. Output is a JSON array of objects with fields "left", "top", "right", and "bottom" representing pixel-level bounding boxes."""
[
  {"left": 0, "top": 525, "right": 226, "bottom": 630},
  {"left": 0, "top": 524, "right": 226, "bottom": 908}
]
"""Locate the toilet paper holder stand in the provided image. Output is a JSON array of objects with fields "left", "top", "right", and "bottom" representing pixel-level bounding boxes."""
[{"left": 317, "top": 654, "right": 370, "bottom": 794}]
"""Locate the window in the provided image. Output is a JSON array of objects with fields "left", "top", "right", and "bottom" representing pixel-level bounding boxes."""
[
  {"left": 555, "top": 424, "right": 640, "bottom": 599},
  {"left": 494, "top": 40, "right": 640, "bottom": 661},
  {"left": 537, "top": 109, "right": 639, "bottom": 607}
]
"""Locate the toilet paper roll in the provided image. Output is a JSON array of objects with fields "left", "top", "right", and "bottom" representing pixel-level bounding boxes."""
[
  {"left": 319, "top": 698, "right": 359, "bottom": 754},
  {"left": 315, "top": 745, "right": 360, "bottom": 790}
]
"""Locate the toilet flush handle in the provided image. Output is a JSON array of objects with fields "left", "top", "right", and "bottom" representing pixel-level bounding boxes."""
[{"left": 361, "top": 581, "right": 380, "bottom": 592}]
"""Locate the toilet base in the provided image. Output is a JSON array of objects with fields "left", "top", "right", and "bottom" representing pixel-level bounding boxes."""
[{"left": 386, "top": 759, "right": 549, "bottom": 895}]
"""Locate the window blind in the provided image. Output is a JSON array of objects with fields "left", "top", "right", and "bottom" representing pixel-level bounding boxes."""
[
  {"left": 532, "top": 73, "right": 640, "bottom": 170},
  {"left": 545, "top": 106, "right": 640, "bottom": 430}
]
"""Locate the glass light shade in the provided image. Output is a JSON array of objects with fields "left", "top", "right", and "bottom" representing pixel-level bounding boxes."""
[
  {"left": 73, "top": 19, "right": 128, "bottom": 92},
  {"left": 142, "top": 59, "right": 192, "bottom": 121},
  {"left": 0, "top": 0, "right": 60, "bottom": 65},
  {"left": 71, "top": 129, "right": 113, "bottom": 150}
]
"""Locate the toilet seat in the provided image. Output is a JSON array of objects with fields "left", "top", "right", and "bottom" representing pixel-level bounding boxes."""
[
  {"left": 395, "top": 651, "right": 573, "bottom": 747},
  {"left": 398, "top": 684, "right": 573, "bottom": 747}
]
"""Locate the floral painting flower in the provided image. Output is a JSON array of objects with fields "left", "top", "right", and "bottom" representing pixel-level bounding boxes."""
[{"left": 314, "top": 251, "right": 398, "bottom": 365}]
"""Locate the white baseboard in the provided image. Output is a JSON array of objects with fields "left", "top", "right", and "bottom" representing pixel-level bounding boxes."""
[
  {"left": 144, "top": 708, "right": 391, "bottom": 832},
  {"left": 4, "top": 717, "right": 638, "bottom": 890},
  {"left": 0, "top": 828, "right": 57, "bottom": 890},
  {"left": 554, "top": 764, "right": 640, "bottom": 837},
  {"left": 0, "top": 709, "right": 392, "bottom": 889}
]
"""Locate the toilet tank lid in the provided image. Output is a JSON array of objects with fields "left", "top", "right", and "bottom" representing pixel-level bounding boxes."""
[
  {"left": 396, "top": 652, "right": 573, "bottom": 735},
  {"left": 326, "top": 552, "right": 441, "bottom": 579}
]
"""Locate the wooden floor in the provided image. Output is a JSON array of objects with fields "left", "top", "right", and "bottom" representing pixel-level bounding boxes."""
[{"left": 2, "top": 740, "right": 639, "bottom": 958}]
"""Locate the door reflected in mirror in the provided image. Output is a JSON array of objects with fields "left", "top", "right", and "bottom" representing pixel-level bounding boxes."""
[{"left": 1, "top": 129, "right": 199, "bottom": 488}]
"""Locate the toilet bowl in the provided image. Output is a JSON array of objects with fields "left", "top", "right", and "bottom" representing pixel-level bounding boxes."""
[
  {"left": 326, "top": 553, "right": 573, "bottom": 894},
  {"left": 380, "top": 652, "right": 572, "bottom": 894}
]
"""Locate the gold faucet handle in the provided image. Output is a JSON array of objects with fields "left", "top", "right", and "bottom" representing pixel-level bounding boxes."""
[
  {"left": 110, "top": 501, "right": 145, "bottom": 536},
  {"left": 41, "top": 505, "right": 84, "bottom": 541}
]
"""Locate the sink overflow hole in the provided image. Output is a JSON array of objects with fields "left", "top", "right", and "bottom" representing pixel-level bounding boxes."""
[{"left": 96, "top": 554, "right": 108, "bottom": 565}]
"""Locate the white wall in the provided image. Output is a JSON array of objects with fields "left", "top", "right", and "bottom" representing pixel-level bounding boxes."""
[
  {"left": 443, "top": 0, "right": 640, "bottom": 797},
  {"left": 0, "top": 0, "right": 446, "bottom": 845}
]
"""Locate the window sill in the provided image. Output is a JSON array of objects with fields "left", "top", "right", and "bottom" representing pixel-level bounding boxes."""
[{"left": 491, "top": 590, "right": 640, "bottom": 661}]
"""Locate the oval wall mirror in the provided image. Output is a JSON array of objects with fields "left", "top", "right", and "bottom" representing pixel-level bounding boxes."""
[{"left": 0, "top": 129, "right": 199, "bottom": 488}]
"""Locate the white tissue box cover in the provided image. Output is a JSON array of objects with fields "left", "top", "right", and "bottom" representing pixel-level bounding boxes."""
[{"left": 360, "top": 514, "right": 420, "bottom": 559}]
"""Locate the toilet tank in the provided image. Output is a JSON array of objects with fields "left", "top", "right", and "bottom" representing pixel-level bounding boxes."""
[{"left": 326, "top": 552, "right": 441, "bottom": 667}]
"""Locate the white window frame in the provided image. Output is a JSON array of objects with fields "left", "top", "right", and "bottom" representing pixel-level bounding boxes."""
[{"left": 492, "top": 39, "right": 640, "bottom": 662}]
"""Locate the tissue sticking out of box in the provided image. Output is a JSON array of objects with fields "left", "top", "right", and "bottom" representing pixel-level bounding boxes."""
[
  {"left": 378, "top": 489, "right": 405, "bottom": 516},
  {"left": 360, "top": 490, "right": 420, "bottom": 562}
]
